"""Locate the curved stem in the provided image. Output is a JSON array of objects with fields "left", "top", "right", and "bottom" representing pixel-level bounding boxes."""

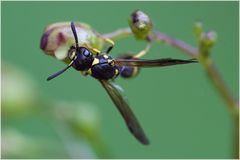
[
  {"left": 151, "top": 31, "right": 198, "bottom": 57},
  {"left": 199, "top": 57, "right": 238, "bottom": 112},
  {"left": 103, "top": 27, "right": 239, "bottom": 157},
  {"left": 152, "top": 31, "right": 238, "bottom": 113},
  {"left": 102, "top": 28, "right": 132, "bottom": 40},
  {"left": 152, "top": 31, "right": 239, "bottom": 158},
  {"left": 103, "top": 28, "right": 238, "bottom": 111}
]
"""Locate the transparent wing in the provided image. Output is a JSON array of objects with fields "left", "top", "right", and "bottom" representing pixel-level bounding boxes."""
[
  {"left": 115, "top": 58, "right": 197, "bottom": 67},
  {"left": 100, "top": 80, "right": 149, "bottom": 145}
]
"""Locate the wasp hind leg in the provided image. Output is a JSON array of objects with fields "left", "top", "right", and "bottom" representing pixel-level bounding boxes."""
[
  {"left": 118, "top": 43, "right": 151, "bottom": 79},
  {"left": 96, "top": 34, "right": 115, "bottom": 54},
  {"left": 83, "top": 43, "right": 101, "bottom": 55},
  {"left": 133, "top": 43, "right": 151, "bottom": 58},
  {"left": 103, "top": 37, "right": 115, "bottom": 54}
]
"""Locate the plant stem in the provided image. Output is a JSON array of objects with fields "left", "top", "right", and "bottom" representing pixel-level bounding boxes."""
[
  {"left": 233, "top": 113, "right": 239, "bottom": 159},
  {"left": 103, "top": 27, "right": 239, "bottom": 157},
  {"left": 199, "top": 57, "right": 238, "bottom": 113},
  {"left": 103, "top": 28, "right": 199, "bottom": 57},
  {"left": 153, "top": 31, "right": 239, "bottom": 158},
  {"left": 199, "top": 56, "right": 239, "bottom": 158},
  {"left": 153, "top": 32, "right": 239, "bottom": 158},
  {"left": 152, "top": 31, "right": 198, "bottom": 57},
  {"left": 102, "top": 28, "right": 132, "bottom": 41},
  {"left": 153, "top": 31, "right": 238, "bottom": 111},
  {"left": 104, "top": 28, "right": 238, "bottom": 112}
]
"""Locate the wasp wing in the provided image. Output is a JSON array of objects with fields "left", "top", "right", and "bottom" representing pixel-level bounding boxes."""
[
  {"left": 100, "top": 80, "right": 149, "bottom": 145},
  {"left": 115, "top": 58, "right": 197, "bottom": 67}
]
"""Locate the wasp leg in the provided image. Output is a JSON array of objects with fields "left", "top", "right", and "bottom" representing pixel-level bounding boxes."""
[
  {"left": 80, "top": 70, "right": 91, "bottom": 76},
  {"left": 96, "top": 34, "right": 115, "bottom": 54},
  {"left": 103, "top": 37, "right": 115, "bottom": 54},
  {"left": 92, "top": 48, "right": 101, "bottom": 55},
  {"left": 83, "top": 43, "right": 101, "bottom": 55},
  {"left": 133, "top": 43, "right": 151, "bottom": 58}
]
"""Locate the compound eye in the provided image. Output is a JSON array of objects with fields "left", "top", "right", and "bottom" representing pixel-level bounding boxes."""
[
  {"left": 83, "top": 50, "right": 90, "bottom": 57},
  {"left": 79, "top": 47, "right": 91, "bottom": 57}
]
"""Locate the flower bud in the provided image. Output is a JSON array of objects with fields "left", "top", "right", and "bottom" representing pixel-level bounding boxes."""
[
  {"left": 128, "top": 10, "right": 153, "bottom": 40},
  {"left": 40, "top": 22, "right": 104, "bottom": 61},
  {"left": 193, "top": 21, "right": 203, "bottom": 39},
  {"left": 201, "top": 31, "right": 217, "bottom": 49}
]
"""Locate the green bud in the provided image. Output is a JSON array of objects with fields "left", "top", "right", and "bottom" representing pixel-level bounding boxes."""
[
  {"left": 128, "top": 10, "right": 153, "bottom": 40},
  {"left": 201, "top": 31, "right": 217, "bottom": 49},
  {"left": 193, "top": 21, "right": 203, "bottom": 39},
  {"left": 40, "top": 22, "right": 104, "bottom": 61}
]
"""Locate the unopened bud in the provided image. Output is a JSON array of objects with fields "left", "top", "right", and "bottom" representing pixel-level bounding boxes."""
[
  {"left": 129, "top": 10, "right": 153, "bottom": 40},
  {"left": 201, "top": 31, "right": 217, "bottom": 49}
]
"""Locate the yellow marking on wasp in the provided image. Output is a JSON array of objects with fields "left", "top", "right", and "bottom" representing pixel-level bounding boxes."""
[
  {"left": 108, "top": 59, "right": 115, "bottom": 66},
  {"left": 92, "top": 58, "right": 100, "bottom": 66},
  {"left": 81, "top": 69, "right": 92, "bottom": 76},
  {"left": 70, "top": 51, "right": 76, "bottom": 59},
  {"left": 115, "top": 69, "right": 119, "bottom": 75},
  {"left": 103, "top": 55, "right": 109, "bottom": 59},
  {"left": 132, "top": 67, "right": 139, "bottom": 77},
  {"left": 112, "top": 69, "right": 119, "bottom": 79},
  {"left": 86, "top": 68, "right": 92, "bottom": 75}
]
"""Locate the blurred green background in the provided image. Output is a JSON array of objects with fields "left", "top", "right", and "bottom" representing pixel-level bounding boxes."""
[{"left": 1, "top": 1, "right": 239, "bottom": 159}]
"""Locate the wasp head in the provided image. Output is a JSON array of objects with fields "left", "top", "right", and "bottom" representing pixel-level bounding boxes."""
[{"left": 69, "top": 47, "right": 94, "bottom": 71}]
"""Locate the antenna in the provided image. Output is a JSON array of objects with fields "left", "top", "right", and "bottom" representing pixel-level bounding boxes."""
[
  {"left": 47, "top": 60, "right": 74, "bottom": 81},
  {"left": 47, "top": 65, "right": 71, "bottom": 81},
  {"left": 71, "top": 22, "right": 79, "bottom": 48},
  {"left": 46, "top": 22, "right": 79, "bottom": 81}
]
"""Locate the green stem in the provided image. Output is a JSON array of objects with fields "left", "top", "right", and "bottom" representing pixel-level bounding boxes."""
[
  {"left": 233, "top": 113, "right": 239, "bottom": 159},
  {"left": 152, "top": 31, "right": 198, "bottom": 57},
  {"left": 199, "top": 57, "right": 238, "bottom": 113},
  {"left": 199, "top": 56, "right": 239, "bottom": 158},
  {"left": 152, "top": 31, "right": 238, "bottom": 111},
  {"left": 104, "top": 28, "right": 238, "bottom": 112},
  {"left": 102, "top": 27, "right": 132, "bottom": 40},
  {"left": 103, "top": 27, "right": 239, "bottom": 157},
  {"left": 154, "top": 30, "right": 239, "bottom": 158}
]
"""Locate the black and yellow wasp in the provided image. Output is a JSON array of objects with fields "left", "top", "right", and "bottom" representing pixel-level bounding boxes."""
[{"left": 41, "top": 22, "right": 197, "bottom": 145}]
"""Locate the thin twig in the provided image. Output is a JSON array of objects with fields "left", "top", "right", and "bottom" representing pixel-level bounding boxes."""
[
  {"left": 103, "top": 27, "right": 239, "bottom": 158},
  {"left": 152, "top": 31, "right": 239, "bottom": 158},
  {"left": 152, "top": 31, "right": 198, "bottom": 57},
  {"left": 200, "top": 58, "right": 238, "bottom": 112},
  {"left": 102, "top": 28, "right": 132, "bottom": 40},
  {"left": 104, "top": 28, "right": 238, "bottom": 110}
]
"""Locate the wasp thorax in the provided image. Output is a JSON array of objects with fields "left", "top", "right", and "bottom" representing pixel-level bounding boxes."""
[
  {"left": 129, "top": 10, "right": 153, "bottom": 40},
  {"left": 71, "top": 47, "right": 94, "bottom": 71},
  {"left": 90, "top": 55, "right": 120, "bottom": 80}
]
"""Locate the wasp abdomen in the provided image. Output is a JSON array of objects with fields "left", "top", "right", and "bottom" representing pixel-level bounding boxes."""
[
  {"left": 117, "top": 54, "right": 140, "bottom": 78},
  {"left": 119, "top": 66, "right": 139, "bottom": 78},
  {"left": 91, "top": 63, "right": 119, "bottom": 80}
]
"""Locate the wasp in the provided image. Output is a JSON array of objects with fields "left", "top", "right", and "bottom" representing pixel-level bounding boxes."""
[{"left": 40, "top": 22, "right": 197, "bottom": 145}]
